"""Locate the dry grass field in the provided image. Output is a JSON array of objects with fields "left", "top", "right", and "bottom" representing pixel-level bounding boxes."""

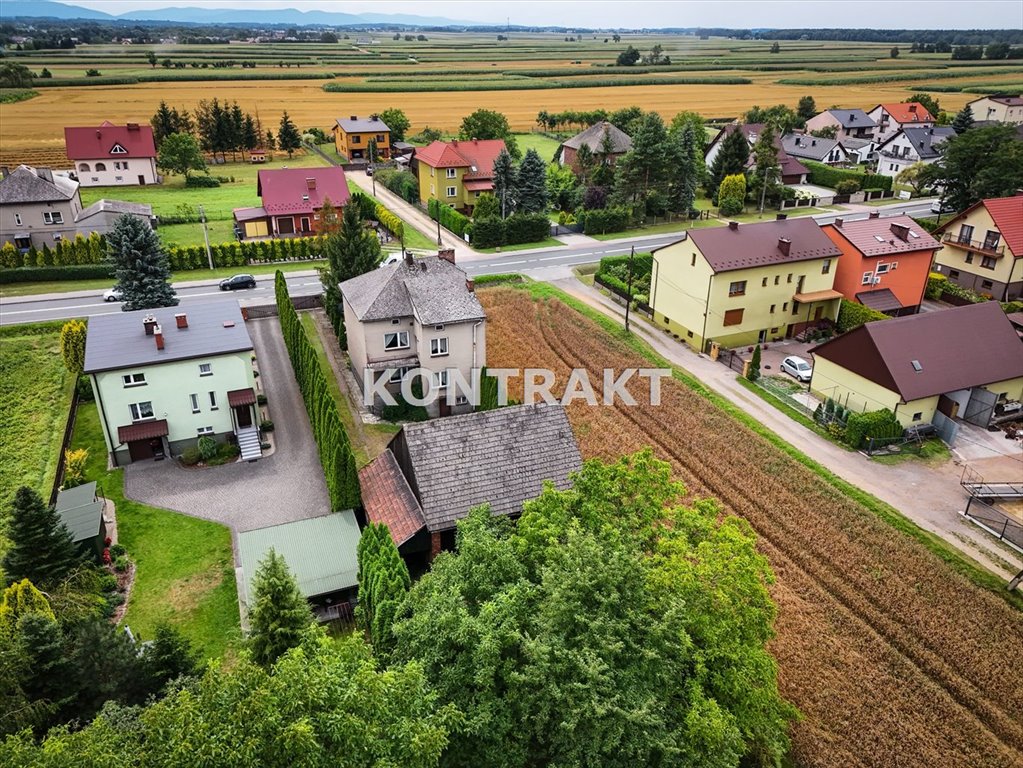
[{"left": 480, "top": 284, "right": 1023, "bottom": 768}]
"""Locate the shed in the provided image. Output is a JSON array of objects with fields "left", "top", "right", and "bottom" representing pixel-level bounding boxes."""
[{"left": 54, "top": 481, "right": 106, "bottom": 555}]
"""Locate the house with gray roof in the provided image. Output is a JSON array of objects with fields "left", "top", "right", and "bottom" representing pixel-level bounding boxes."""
[
  {"left": 782, "top": 134, "right": 849, "bottom": 165},
  {"left": 333, "top": 114, "right": 391, "bottom": 160},
  {"left": 84, "top": 302, "right": 261, "bottom": 466},
  {"left": 559, "top": 121, "right": 633, "bottom": 172},
  {"left": 804, "top": 109, "right": 877, "bottom": 142},
  {"left": 875, "top": 126, "right": 957, "bottom": 180},
  {"left": 340, "top": 252, "right": 486, "bottom": 417},
  {"left": 360, "top": 403, "right": 582, "bottom": 569}
]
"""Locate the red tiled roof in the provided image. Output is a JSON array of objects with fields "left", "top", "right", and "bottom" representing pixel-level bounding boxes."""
[
  {"left": 359, "top": 451, "right": 425, "bottom": 546},
  {"left": 65, "top": 123, "right": 156, "bottom": 160},
  {"left": 256, "top": 167, "right": 350, "bottom": 216},
  {"left": 415, "top": 139, "right": 506, "bottom": 179},
  {"left": 227, "top": 388, "right": 256, "bottom": 407},
  {"left": 117, "top": 419, "right": 168, "bottom": 443},
  {"left": 876, "top": 103, "right": 935, "bottom": 124},
  {"left": 983, "top": 195, "right": 1023, "bottom": 256},
  {"left": 464, "top": 179, "right": 494, "bottom": 192}
]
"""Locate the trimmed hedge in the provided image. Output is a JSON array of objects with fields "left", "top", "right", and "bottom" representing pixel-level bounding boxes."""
[
  {"left": 0, "top": 264, "right": 114, "bottom": 284},
  {"left": 836, "top": 299, "right": 889, "bottom": 333},
  {"left": 428, "top": 199, "right": 470, "bottom": 237},
  {"left": 804, "top": 161, "right": 892, "bottom": 192},
  {"left": 577, "top": 206, "right": 631, "bottom": 235},
  {"left": 374, "top": 203, "right": 404, "bottom": 242},
  {"left": 184, "top": 174, "right": 221, "bottom": 188},
  {"left": 473, "top": 273, "right": 524, "bottom": 286},
  {"left": 844, "top": 408, "right": 903, "bottom": 450},
  {"left": 470, "top": 213, "right": 551, "bottom": 248},
  {"left": 925, "top": 272, "right": 948, "bottom": 300},
  {"left": 594, "top": 253, "right": 653, "bottom": 299}
]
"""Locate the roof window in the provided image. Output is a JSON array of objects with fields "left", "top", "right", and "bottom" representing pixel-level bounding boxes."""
[{"left": 911, "top": 360, "right": 923, "bottom": 372}]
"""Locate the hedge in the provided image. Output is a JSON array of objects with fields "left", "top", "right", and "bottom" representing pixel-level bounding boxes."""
[
  {"left": 0, "top": 264, "right": 114, "bottom": 284},
  {"left": 428, "top": 199, "right": 470, "bottom": 237},
  {"left": 374, "top": 203, "right": 404, "bottom": 242},
  {"left": 836, "top": 299, "right": 889, "bottom": 333},
  {"left": 804, "top": 160, "right": 892, "bottom": 192},
  {"left": 375, "top": 168, "right": 419, "bottom": 204},
  {"left": 844, "top": 408, "right": 903, "bottom": 450},
  {"left": 594, "top": 253, "right": 654, "bottom": 299},
  {"left": 473, "top": 273, "right": 524, "bottom": 286},
  {"left": 468, "top": 213, "right": 549, "bottom": 249},
  {"left": 925, "top": 272, "right": 948, "bottom": 300},
  {"left": 577, "top": 206, "right": 631, "bottom": 236}
]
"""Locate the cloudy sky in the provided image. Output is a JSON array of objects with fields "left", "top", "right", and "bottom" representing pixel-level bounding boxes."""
[{"left": 62, "top": 0, "right": 1023, "bottom": 28}]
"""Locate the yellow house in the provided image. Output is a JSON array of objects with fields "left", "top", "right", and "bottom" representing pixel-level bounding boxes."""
[
  {"left": 650, "top": 218, "right": 844, "bottom": 351},
  {"left": 333, "top": 115, "right": 391, "bottom": 160},
  {"left": 809, "top": 301, "right": 1023, "bottom": 428},
  {"left": 933, "top": 193, "right": 1023, "bottom": 302},
  {"left": 413, "top": 139, "right": 506, "bottom": 212}
]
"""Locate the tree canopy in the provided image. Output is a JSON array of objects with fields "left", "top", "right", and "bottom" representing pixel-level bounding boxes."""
[
  {"left": 380, "top": 108, "right": 411, "bottom": 142},
  {"left": 922, "top": 125, "right": 1023, "bottom": 211},
  {"left": 459, "top": 109, "right": 519, "bottom": 158},
  {"left": 708, "top": 128, "right": 750, "bottom": 202},
  {"left": 2, "top": 487, "right": 81, "bottom": 589},
  {"left": 106, "top": 215, "right": 178, "bottom": 311},
  {"left": 320, "top": 196, "right": 381, "bottom": 343},
  {"left": 156, "top": 132, "right": 206, "bottom": 178},
  {"left": 276, "top": 111, "right": 302, "bottom": 158},
  {"left": 514, "top": 149, "right": 550, "bottom": 214}
]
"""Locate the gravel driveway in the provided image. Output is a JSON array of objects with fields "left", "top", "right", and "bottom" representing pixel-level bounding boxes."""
[{"left": 124, "top": 317, "right": 330, "bottom": 533}]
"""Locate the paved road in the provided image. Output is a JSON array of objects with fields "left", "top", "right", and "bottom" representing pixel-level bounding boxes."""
[{"left": 0, "top": 200, "right": 938, "bottom": 326}]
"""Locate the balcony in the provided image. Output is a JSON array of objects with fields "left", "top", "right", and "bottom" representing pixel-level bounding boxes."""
[{"left": 942, "top": 231, "right": 1005, "bottom": 257}]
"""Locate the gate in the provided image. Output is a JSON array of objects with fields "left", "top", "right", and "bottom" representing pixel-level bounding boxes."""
[
  {"left": 931, "top": 410, "right": 959, "bottom": 446},
  {"left": 963, "top": 388, "right": 998, "bottom": 427},
  {"left": 718, "top": 348, "right": 745, "bottom": 373}
]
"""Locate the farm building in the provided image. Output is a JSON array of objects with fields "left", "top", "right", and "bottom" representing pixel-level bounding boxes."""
[
  {"left": 809, "top": 301, "right": 1023, "bottom": 429},
  {"left": 65, "top": 121, "right": 158, "bottom": 187},
  {"left": 232, "top": 166, "right": 350, "bottom": 240}
]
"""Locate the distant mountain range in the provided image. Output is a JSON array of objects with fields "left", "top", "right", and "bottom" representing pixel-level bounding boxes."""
[{"left": 2, "top": 0, "right": 483, "bottom": 27}]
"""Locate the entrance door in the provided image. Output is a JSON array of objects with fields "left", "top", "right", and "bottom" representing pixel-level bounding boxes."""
[
  {"left": 138, "top": 175, "right": 146, "bottom": 185},
  {"left": 235, "top": 405, "right": 253, "bottom": 429},
  {"left": 300, "top": 217, "right": 311, "bottom": 233},
  {"left": 757, "top": 329, "right": 767, "bottom": 344},
  {"left": 128, "top": 439, "right": 155, "bottom": 462},
  {"left": 814, "top": 306, "right": 824, "bottom": 322}
]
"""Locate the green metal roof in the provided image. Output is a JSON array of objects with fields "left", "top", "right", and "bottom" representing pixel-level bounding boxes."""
[
  {"left": 237, "top": 511, "right": 361, "bottom": 602},
  {"left": 54, "top": 482, "right": 104, "bottom": 543}
]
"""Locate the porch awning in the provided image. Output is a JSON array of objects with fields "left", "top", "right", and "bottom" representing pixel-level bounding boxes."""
[
  {"left": 13, "top": 232, "right": 30, "bottom": 239},
  {"left": 366, "top": 355, "right": 420, "bottom": 371},
  {"left": 792, "top": 289, "right": 843, "bottom": 303},
  {"left": 227, "top": 388, "right": 257, "bottom": 407},
  {"left": 464, "top": 180, "right": 493, "bottom": 192},
  {"left": 117, "top": 419, "right": 168, "bottom": 443},
  {"left": 856, "top": 288, "right": 903, "bottom": 313}
]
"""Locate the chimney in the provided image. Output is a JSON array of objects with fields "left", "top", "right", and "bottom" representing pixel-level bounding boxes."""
[
  {"left": 776, "top": 213, "right": 788, "bottom": 221},
  {"left": 834, "top": 217, "right": 844, "bottom": 228},
  {"left": 127, "top": 123, "right": 139, "bottom": 131},
  {"left": 869, "top": 211, "right": 880, "bottom": 219},
  {"left": 175, "top": 313, "right": 188, "bottom": 329},
  {"left": 451, "top": 139, "right": 458, "bottom": 146},
  {"left": 466, "top": 277, "right": 475, "bottom": 292},
  {"left": 404, "top": 250, "right": 414, "bottom": 268},
  {"left": 37, "top": 168, "right": 53, "bottom": 183},
  {"left": 349, "top": 115, "right": 357, "bottom": 121},
  {"left": 306, "top": 177, "right": 316, "bottom": 189},
  {"left": 909, "top": 104, "right": 917, "bottom": 112},
  {"left": 777, "top": 237, "right": 791, "bottom": 257},
  {"left": 811, "top": 139, "right": 817, "bottom": 146},
  {"left": 438, "top": 248, "right": 455, "bottom": 264},
  {"left": 370, "top": 114, "right": 378, "bottom": 121},
  {"left": 143, "top": 314, "right": 158, "bottom": 336},
  {"left": 154, "top": 325, "right": 164, "bottom": 350},
  {"left": 728, "top": 221, "right": 739, "bottom": 231},
  {"left": 890, "top": 222, "right": 910, "bottom": 241},
  {"left": 95, "top": 130, "right": 101, "bottom": 138},
  {"left": 0, "top": 166, "right": 9, "bottom": 180}
]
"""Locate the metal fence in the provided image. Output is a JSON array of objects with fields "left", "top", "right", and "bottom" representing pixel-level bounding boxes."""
[
  {"left": 49, "top": 386, "right": 82, "bottom": 506},
  {"left": 961, "top": 499, "right": 1023, "bottom": 555}
]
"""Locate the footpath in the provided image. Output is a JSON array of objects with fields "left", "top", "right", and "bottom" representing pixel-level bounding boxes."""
[{"left": 551, "top": 276, "right": 1023, "bottom": 582}]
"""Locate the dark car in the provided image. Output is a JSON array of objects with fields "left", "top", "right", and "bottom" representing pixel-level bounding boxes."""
[{"left": 219, "top": 274, "right": 257, "bottom": 291}]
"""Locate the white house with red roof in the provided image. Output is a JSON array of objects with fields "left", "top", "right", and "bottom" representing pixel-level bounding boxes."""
[
  {"left": 64, "top": 121, "right": 158, "bottom": 187},
  {"left": 232, "top": 166, "right": 350, "bottom": 240},
  {"left": 413, "top": 139, "right": 506, "bottom": 212},
  {"left": 866, "top": 103, "right": 935, "bottom": 144}
]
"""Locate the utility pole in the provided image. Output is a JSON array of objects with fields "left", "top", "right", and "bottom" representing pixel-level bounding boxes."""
[
  {"left": 199, "top": 204, "right": 213, "bottom": 270},
  {"left": 624, "top": 246, "right": 635, "bottom": 332},
  {"left": 435, "top": 200, "right": 442, "bottom": 246}
]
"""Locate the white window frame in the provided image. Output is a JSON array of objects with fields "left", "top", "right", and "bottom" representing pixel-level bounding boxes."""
[
  {"left": 43, "top": 211, "right": 63, "bottom": 224},
  {"left": 861, "top": 271, "right": 874, "bottom": 285},
  {"left": 129, "top": 401, "right": 154, "bottom": 422},
  {"left": 110, "top": 143, "right": 128, "bottom": 154},
  {"left": 433, "top": 370, "right": 449, "bottom": 389},
  {"left": 430, "top": 337, "right": 449, "bottom": 357},
  {"left": 14, "top": 213, "right": 21, "bottom": 225},
  {"left": 208, "top": 391, "right": 218, "bottom": 411},
  {"left": 197, "top": 426, "right": 214, "bottom": 436},
  {"left": 122, "top": 373, "right": 146, "bottom": 387},
  {"left": 388, "top": 366, "right": 409, "bottom": 384},
  {"left": 190, "top": 394, "right": 200, "bottom": 413},
  {"left": 876, "top": 263, "right": 890, "bottom": 275},
  {"left": 446, "top": 167, "right": 457, "bottom": 178},
  {"left": 199, "top": 363, "right": 213, "bottom": 376},
  {"left": 384, "top": 331, "right": 410, "bottom": 350},
  {"left": 446, "top": 186, "right": 457, "bottom": 198}
]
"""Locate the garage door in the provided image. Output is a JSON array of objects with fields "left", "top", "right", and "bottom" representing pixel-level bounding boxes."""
[{"left": 245, "top": 220, "right": 269, "bottom": 238}]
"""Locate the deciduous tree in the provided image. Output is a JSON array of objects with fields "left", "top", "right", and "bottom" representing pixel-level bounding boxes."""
[
  {"left": 156, "top": 132, "right": 206, "bottom": 178},
  {"left": 247, "top": 549, "right": 313, "bottom": 668},
  {"left": 749, "top": 122, "right": 780, "bottom": 212},
  {"left": 797, "top": 95, "right": 817, "bottom": 124},
  {"left": 921, "top": 125, "right": 1023, "bottom": 211},
  {"left": 380, "top": 107, "right": 411, "bottom": 142},
  {"left": 106, "top": 214, "right": 178, "bottom": 311}
]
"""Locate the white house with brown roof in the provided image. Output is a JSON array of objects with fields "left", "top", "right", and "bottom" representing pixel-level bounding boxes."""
[{"left": 967, "top": 94, "right": 1023, "bottom": 125}]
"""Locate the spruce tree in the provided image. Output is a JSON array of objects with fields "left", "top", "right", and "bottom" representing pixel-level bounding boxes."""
[
  {"left": 667, "top": 124, "right": 699, "bottom": 216},
  {"left": 708, "top": 127, "right": 750, "bottom": 203},
  {"left": 514, "top": 148, "right": 549, "bottom": 214},
  {"left": 107, "top": 215, "right": 178, "bottom": 312},
  {"left": 747, "top": 345, "right": 762, "bottom": 382},
  {"left": 2, "top": 487, "right": 81, "bottom": 588},
  {"left": 247, "top": 549, "right": 313, "bottom": 668},
  {"left": 17, "top": 612, "right": 76, "bottom": 727},
  {"left": 141, "top": 623, "right": 199, "bottom": 693},
  {"left": 321, "top": 198, "right": 380, "bottom": 344},
  {"left": 277, "top": 111, "right": 301, "bottom": 158},
  {"left": 951, "top": 105, "right": 974, "bottom": 134},
  {"left": 492, "top": 149, "right": 517, "bottom": 218}
]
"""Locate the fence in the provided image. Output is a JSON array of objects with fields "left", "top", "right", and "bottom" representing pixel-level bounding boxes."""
[
  {"left": 242, "top": 294, "right": 323, "bottom": 319},
  {"left": 718, "top": 348, "right": 746, "bottom": 374},
  {"left": 961, "top": 499, "right": 1023, "bottom": 555},
  {"left": 49, "top": 386, "right": 82, "bottom": 506}
]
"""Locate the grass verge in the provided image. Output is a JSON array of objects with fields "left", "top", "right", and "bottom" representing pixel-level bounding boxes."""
[
  {"left": 474, "top": 237, "right": 566, "bottom": 253},
  {"left": 345, "top": 181, "right": 437, "bottom": 252},
  {"left": 70, "top": 403, "right": 241, "bottom": 658}
]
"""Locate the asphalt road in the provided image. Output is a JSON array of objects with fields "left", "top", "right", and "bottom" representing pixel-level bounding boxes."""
[{"left": 0, "top": 200, "right": 938, "bottom": 327}]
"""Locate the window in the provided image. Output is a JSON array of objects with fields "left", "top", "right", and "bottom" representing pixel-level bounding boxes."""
[
  {"left": 52, "top": 234, "right": 62, "bottom": 243},
  {"left": 433, "top": 370, "right": 449, "bottom": 389},
  {"left": 957, "top": 224, "right": 974, "bottom": 244},
  {"left": 821, "top": 259, "right": 832, "bottom": 275},
  {"left": 391, "top": 318, "right": 401, "bottom": 325},
  {"left": 890, "top": 262, "right": 898, "bottom": 270},
  {"left": 95, "top": 162, "right": 107, "bottom": 171},
  {"left": 456, "top": 395, "right": 468, "bottom": 405},
  {"left": 446, "top": 168, "right": 457, "bottom": 178},
  {"left": 197, "top": 426, "right": 214, "bottom": 436},
  {"left": 965, "top": 253, "right": 974, "bottom": 265},
  {"left": 434, "top": 324, "right": 445, "bottom": 331},
  {"left": 876, "top": 263, "right": 890, "bottom": 275},
  {"left": 384, "top": 331, "right": 409, "bottom": 350},
  {"left": 78, "top": 163, "right": 90, "bottom": 172},
  {"left": 14, "top": 213, "right": 21, "bottom": 225},
  {"left": 115, "top": 176, "right": 123, "bottom": 182},
  {"left": 983, "top": 231, "right": 1000, "bottom": 250},
  {"left": 981, "top": 256, "right": 997, "bottom": 270},
  {"left": 770, "top": 304, "right": 776, "bottom": 313},
  {"left": 728, "top": 280, "right": 747, "bottom": 297},
  {"left": 199, "top": 363, "right": 212, "bottom": 376},
  {"left": 430, "top": 337, "right": 449, "bottom": 356},
  {"left": 110, "top": 144, "right": 127, "bottom": 154},
  {"left": 912, "top": 412, "right": 922, "bottom": 422},
  {"left": 351, "top": 135, "right": 361, "bottom": 144},
  {"left": 774, "top": 275, "right": 780, "bottom": 285},
  {"left": 208, "top": 392, "right": 218, "bottom": 410},
  {"left": 723, "top": 308, "right": 744, "bottom": 326},
  {"left": 949, "top": 269, "right": 960, "bottom": 279},
  {"left": 376, "top": 134, "right": 385, "bottom": 142},
  {"left": 686, "top": 330, "right": 693, "bottom": 338},
  {"left": 122, "top": 373, "right": 146, "bottom": 387},
  {"left": 782, "top": 302, "right": 789, "bottom": 312},
  {"left": 770, "top": 327, "right": 779, "bottom": 333},
  {"left": 446, "top": 186, "right": 456, "bottom": 198},
  {"left": 786, "top": 273, "right": 793, "bottom": 283},
  {"left": 129, "top": 401, "right": 154, "bottom": 422},
  {"left": 862, "top": 271, "right": 874, "bottom": 285},
  {"left": 691, "top": 254, "right": 696, "bottom": 267},
  {"left": 981, "top": 279, "right": 993, "bottom": 290},
  {"left": 475, "top": 191, "right": 481, "bottom": 198},
  {"left": 388, "top": 366, "right": 409, "bottom": 384},
  {"left": 43, "top": 211, "right": 63, "bottom": 224},
  {"left": 792, "top": 303, "right": 799, "bottom": 315},
  {"left": 190, "top": 394, "right": 200, "bottom": 413},
  {"left": 761, "top": 277, "right": 768, "bottom": 287}
]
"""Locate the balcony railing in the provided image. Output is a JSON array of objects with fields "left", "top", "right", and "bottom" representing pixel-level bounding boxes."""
[{"left": 942, "top": 231, "right": 1005, "bottom": 257}]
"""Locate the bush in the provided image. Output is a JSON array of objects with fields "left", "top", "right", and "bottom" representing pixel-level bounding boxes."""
[
  {"left": 257, "top": 393, "right": 268, "bottom": 405},
  {"left": 834, "top": 179, "right": 860, "bottom": 194},
  {"left": 428, "top": 199, "right": 470, "bottom": 237},
  {"left": 260, "top": 419, "right": 275, "bottom": 432},
  {"left": 504, "top": 213, "right": 550, "bottom": 245},
  {"left": 114, "top": 555, "right": 131, "bottom": 573},
  {"left": 207, "top": 444, "right": 240, "bottom": 466},
  {"left": 804, "top": 160, "right": 892, "bottom": 192},
  {"left": 185, "top": 174, "right": 221, "bottom": 188},
  {"left": 197, "top": 436, "right": 218, "bottom": 461},
  {"left": 594, "top": 252, "right": 653, "bottom": 299},
  {"left": 844, "top": 408, "right": 902, "bottom": 449},
  {"left": 0, "top": 264, "right": 114, "bottom": 284},
  {"left": 377, "top": 168, "right": 419, "bottom": 203},
  {"left": 180, "top": 447, "right": 201, "bottom": 466},
  {"left": 718, "top": 196, "right": 744, "bottom": 216},
  {"left": 940, "top": 280, "right": 988, "bottom": 302},
  {"left": 374, "top": 203, "right": 404, "bottom": 241},
  {"left": 110, "top": 543, "right": 127, "bottom": 558},
  {"left": 470, "top": 217, "right": 506, "bottom": 249},
  {"left": 62, "top": 448, "right": 89, "bottom": 489},
  {"left": 577, "top": 205, "right": 631, "bottom": 235},
  {"left": 925, "top": 272, "right": 948, "bottom": 300},
  {"left": 836, "top": 299, "right": 889, "bottom": 333},
  {"left": 75, "top": 376, "right": 95, "bottom": 402}
]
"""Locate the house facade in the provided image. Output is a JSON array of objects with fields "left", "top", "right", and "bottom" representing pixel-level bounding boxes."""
[
  {"left": 866, "top": 103, "right": 935, "bottom": 144},
  {"left": 333, "top": 115, "right": 391, "bottom": 160},
  {"left": 233, "top": 166, "right": 350, "bottom": 240},
  {"left": 414, "top": 139, "right": 506, "bottom": 212},
  {"left": 559, "top": 121, "right": 632, "bottom": 172},
  {"left": 650, "top": 218, "right": 844, "bottom": 351},
  {"left": 782, "top": 134, "right": 849, "bottom": 165},
  {"left": 84, "top": 303, "right": 260, "bottom": 466},
  {"left": 822, "top": 214, "right": 940, "bottom": 315},
  {"left": 874, "top": 126, "right": 956, "bottom": 179},
  {"left": 705, "top": 124, "right": 809, "bottom": 184},
  {"left": 967, "top": 94, "right": 1023, "bottom": 125},
  {"left": 804, "top": 109, "right": 877, "bottom": 142},
  {"left": 340, "top": 252, "right": 486, "bottom": 418},
  {"left": 65, "top": 122, "right": 158, "bottom": 187},
  {"left": 810, "top": 302, "right": 1023, "bottom": 429},
  {"left": 933, "top": 193, "right": 1023, "bottom": 301}
]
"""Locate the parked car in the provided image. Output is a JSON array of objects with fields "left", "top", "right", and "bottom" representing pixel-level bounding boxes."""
[
  {"left": 102, "top": 286, "right": 123, "bottom": 302},
  {"left": 219, "top": 274, "right": 257, "bottom": 291},
  {"left": 780, "top": 356, "right": 813, "bottom": 382},
  {"left": 930, "top": 199, "right": 955, "bottom": 214},
  {"left": 366, "top": 165, "right": 374, "bottom": 177},
  {"left": 379, "top": 254, "right": 403, "bottom": 268}
]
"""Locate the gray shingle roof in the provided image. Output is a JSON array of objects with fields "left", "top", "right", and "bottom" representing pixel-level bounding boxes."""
[
  {"left": 397, "top": 403, "right": 582, "bottom": 532},
  {"left": 84, "top": 302, "right": 253, "bottom": 373},
  {"left": 825, "top": 109, "right": 876, "bottom": 129},
  {"left": 54, "top": 482, "right": 104, "bottom": 543},
  {"left": 892, "top": 126, "right": 957, "bottom": 160},
  {"left": 782, "top": 133, "right": 844, "bottom": 161},
  {"left": 340, "top": 256, "right": 486, "bottom": 325},
  {"left": 77, "top": 198, "right": 154, "bottom": 221},
  {"left": 335, "top": 115, "right": 390, "bottom": 133},
  {"left": 561, "top": 121, "right": 633, "bottom": 154},
  {"left": 0, "top": 165, "right": 78, "bottom": 204}
]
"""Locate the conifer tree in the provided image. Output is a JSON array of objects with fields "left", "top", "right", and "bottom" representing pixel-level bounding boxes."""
[
  {"left": 247, "top": 549, "right": 313, "bottom": 667},
  {"left": 107, "top": 215, "right": 178, "bottom": 311},
  {"left": 747, "top": 344, "right": 762, "bottom": 382},
  {"left": 2, "top": 487, "right": 82, "bottom": 588},
  {"left": 356, "top": 523, "right": 410, "bottom": 656},
  {"left": 492, "top": 149, "right": 517, "bottom": 218},
  {"left": 667, "top": 124, "right": 699, "bottom": 215},
  {"left": 0, "top": 579, "right": 55, "bottom": 631},
  {"left": 60, "top": 319, "right": 86, "bottom": 376},
  {"left": 277, "top": 111, "right": 302, "bottom": 158},
  {"left": 17, "top": 612, "right": 76, "bottom": 725},
  {"left": 707, "top": 127, "right": 750, "bottom": 203},
  {"left": 514, "top": 148, "right": 549, "bottom": 214},
  {"left": 951, "top": 105, "right": 974, "bottom": 134},
  {"left": 321, "top": 198, "right": 380, "bottom": 344}
]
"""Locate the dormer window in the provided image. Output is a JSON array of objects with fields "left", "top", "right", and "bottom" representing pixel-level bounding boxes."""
[{"left": 110, "top": 143, "right": 128, "bottom": 154}]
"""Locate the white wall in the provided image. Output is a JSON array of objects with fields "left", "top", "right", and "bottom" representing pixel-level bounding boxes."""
[{"left": 76, "top": 157, "right": 158, "bottom": 187}]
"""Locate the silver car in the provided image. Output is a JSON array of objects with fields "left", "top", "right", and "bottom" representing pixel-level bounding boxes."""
[
  {"left": 780, "top": 356, "right": 813, "bottom": 383},
  {"left": 103, "top": 286, "right": 123, "bottom": 302}
]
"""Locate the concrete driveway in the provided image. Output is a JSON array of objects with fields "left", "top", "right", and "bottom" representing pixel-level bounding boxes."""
[{"left": 124, "top": 318, "right": 330, "bottom": 533}]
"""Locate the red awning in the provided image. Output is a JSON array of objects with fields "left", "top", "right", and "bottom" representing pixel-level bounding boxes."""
[
  {"left": 118, "top": 419, "right": 169, "bottom": 443},
  {"left": 227, "top": 388, "right": 257, "bottom": 407}
]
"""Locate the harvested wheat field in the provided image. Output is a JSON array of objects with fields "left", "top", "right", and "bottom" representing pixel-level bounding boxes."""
[{"left": 479, "top": 284, "right": 1023, "bottom": 768}]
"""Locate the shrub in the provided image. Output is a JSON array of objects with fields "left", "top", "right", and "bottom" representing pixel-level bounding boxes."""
[
  {"left": 75, "top": 376, "right": 94, "bottom": 402},
  {"left": 470, "top": 217, "right": 506, "bottom": 249},
  {"left": 62, "top": 448, "right": 89, "bottom": 489},
  {"left": 844, "top": 408, "right": 902, "bottom": 449},
  {"left": 185, "top": 174, "right": 221, "bottom": 188},
  {"left": 805, "top": 160, "right": 892, "bottom": 192},
  {"left": 577, "top": 205, "right": 631, "bottom": 235},
  {"left": 0, "top": 264, "right": 114, "bottom": 284},
  {"left": 197, "top": 436, "right": 218, "bottom": 461},
  {"left": 594, "top": 252, "right": 653, "bottom": 299},
  {"left": 375, "top": 203, "right": 404, "bottom": 241},
  {"left": 428, "top": 199, "right": 470, "bottom": 237},
  {"left": 836, "top": 299, "right": 889, "bottom": 333},
  {"left": 925, "top": 272, "right": 948, "bottom": 300},
  {"left": 940, "top": 280, "right": 988, "bottom": 303},
  {"left": 180, "top": 447, "right": 201, "bottom": 466},
  {"left": 101, "top": 548, "right": 112, "bottom": 565},
  {"left": 260, "top": 419, "right": 275, "bottom": 432},
  {"left": 114, "top": 555, "right": 131, "bottom": 573},
  {"left": 504, "top": 213, "right": 550, "bottom": 245},
  {"left": 110, "top": 543, "right": 127, "bottom": 558},
  {"left": 257, "top": 393, "right": 268, "bottom": 405},
  {"left": 718, "top": 196, "right": 744, "bottom": 216},
  {"left": 835, "top": 179, "right": 860, "bottom": 194}
]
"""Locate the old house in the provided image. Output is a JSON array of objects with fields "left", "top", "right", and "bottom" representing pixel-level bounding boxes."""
[
  {"left": 65, "top": 121, "right": 159, "bottom": 187},
  {"left": 558, "top": 121, "right": 632, "bottom": 172}
]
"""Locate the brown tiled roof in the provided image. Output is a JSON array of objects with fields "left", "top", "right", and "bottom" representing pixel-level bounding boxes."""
[
  {"left": 676, "top": 218, "right": 843, "bottom": 273},
  {"left": 811, "top": 302, "right": 1023, "bottom": 402},
  {"left": 855, "top": 288, "right": 903, "bottom": 312},
  {"left": 359, "top": 451, "right": 425, "bottom": 546},
  {"left": 561, "top": 121, "right": 633, "bottom": 154},
  {"left": 227, "top": 388, "right": 256, "bottom": 407},
  {"left": 117, "top": 419, "right": 168, "bottom": 443},
  {"left": 826, "top": 215, "right": 940, "bottom": 256}
]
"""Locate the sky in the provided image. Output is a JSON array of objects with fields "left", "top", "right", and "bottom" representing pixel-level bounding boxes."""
[{"left": 60, "top": 0, "right": 1023, "bottom": 29}]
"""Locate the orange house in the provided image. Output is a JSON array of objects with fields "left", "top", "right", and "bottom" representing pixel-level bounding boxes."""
[{"left": 822, "top": 213, "right": 940, "bottom": 316}]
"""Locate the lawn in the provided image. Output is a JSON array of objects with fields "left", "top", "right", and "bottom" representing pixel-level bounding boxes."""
[
  {"left": 0, "top": 321, "right": 77, "bottom": 507},
  {"left": 588, "top": 206, "right": 837, "bottom": 241},
  {"left": 158, "top": 218, "right": 237, "bottom": 248},
  {"left": 474, "top": 236, "right": 566, "bottom": 253},
  {"left": 513, "top": 132, "right": 563, "bottom": 164},
  {"left": 70, "top": 403, "right": 240, "bottom": 660}
]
